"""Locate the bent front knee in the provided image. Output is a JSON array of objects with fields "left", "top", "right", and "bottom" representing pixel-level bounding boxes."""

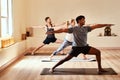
[{"left": 96, "top": 50, "right": 101, "bottom": 55}]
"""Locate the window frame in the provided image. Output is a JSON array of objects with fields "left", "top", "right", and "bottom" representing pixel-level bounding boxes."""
[{"left": 0, "top": 0, "right": 13, "bottom": 37}]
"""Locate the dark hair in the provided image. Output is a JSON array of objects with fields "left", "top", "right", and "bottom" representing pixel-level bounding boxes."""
[
  {"left": 45, "top": 17, "right": 50, "bottom": 22},
  {"left": 76, "top": 15, "right": 85, "bottom": 23}
]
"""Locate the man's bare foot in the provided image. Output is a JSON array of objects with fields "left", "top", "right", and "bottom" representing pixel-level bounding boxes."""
[
  {"left": 49, "top": 68, "right": 54, "bottom": 73},
  {"left": 98, "top": 68, "right": 107, "bottom": 74}
]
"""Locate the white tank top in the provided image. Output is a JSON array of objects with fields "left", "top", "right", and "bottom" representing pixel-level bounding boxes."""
[{"left": 65, "top": 25, "right": 73, "bottom": 42}]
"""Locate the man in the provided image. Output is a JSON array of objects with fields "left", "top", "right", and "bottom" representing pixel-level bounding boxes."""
[
  {"left": 47, "top": 15, "right": 114, "bottom": 73},
  {"left": 49, "top": 19, "right": 87, "bottom": 60}
]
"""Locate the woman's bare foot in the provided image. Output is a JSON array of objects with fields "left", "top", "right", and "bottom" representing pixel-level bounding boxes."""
[
  {"left": 49, "top": 68, "right": 54, "bottom": 73},
  {"left": 83, "top": 57, "right": 88, "bottom": 60},
  {"left": 46, "top": 57, "right": 52, "bottom": 61},
  {"left": 83, "top": 55, "right": 87, "bottom": 60},
  {"left": 49, "top": 55, "right": 53, "bottom": 61},
  {"left": 60, "top": 53, "right": 65, "bottom": 55},
  {"left": 31, "top": 52, "right": 34, "bottom": 55}
]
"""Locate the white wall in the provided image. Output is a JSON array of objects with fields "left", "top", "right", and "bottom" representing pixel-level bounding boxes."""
[
  {"left": 26, "top": 0, "right": 120, "bottom": 48},
  {"left": 12, "top": 0, "right": 27, "bottom": 42}
]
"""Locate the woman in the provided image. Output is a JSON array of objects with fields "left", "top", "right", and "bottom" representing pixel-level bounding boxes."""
[{"left": 32, "top": 17, "right": 65, "bottom": 55}]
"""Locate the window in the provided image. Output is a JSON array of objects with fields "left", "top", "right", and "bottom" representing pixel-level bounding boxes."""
[{"left": 0, "top": 0, "right": 13, "bottom": 37}]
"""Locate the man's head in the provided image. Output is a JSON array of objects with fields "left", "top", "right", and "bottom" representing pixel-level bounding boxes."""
[
  {"left": 76, "top": 15, "right": 85, "bottom": 26},
  {"left": 45, "top": 17, "right": 51, "bottom": 23}
]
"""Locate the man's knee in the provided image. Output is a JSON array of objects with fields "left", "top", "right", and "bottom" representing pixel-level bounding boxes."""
[
  {"left": 89, "top": 47, "right": 101, "bottom": 55},
  {"left": 95, "top": 49, "right": 101, "bottom": 55}
]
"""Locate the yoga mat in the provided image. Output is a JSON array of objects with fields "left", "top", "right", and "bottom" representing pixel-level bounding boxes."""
[
  {"left": 40, "top": 68, "right": 117, "bottom": 75},
  {"left": 41, "top": 57, "right": 96, "bottom": 62}
]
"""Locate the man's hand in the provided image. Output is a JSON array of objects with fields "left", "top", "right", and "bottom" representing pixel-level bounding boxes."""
[
  {"left": 46, "top": 28, "right": 68, "bottom": 34},
  {"left": 106, "top": 24, "right": 114, "bottom": 27},
  {"left": 91, "top": 24, "right": 115, "bottom": 30}
]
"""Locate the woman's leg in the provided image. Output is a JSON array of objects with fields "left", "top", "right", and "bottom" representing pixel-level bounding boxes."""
[
  {"left": 50, "top": 40, "right": 72, "bottom": 59},
  {"left": 55, "top": 39, "right": 64, "bottom": 54},
  {"left": 31, "top": 43, "right": 46, "bottom": 55}
]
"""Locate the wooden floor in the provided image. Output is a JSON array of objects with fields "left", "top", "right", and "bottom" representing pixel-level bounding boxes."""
[{"left": 0, "top": 49, "right": 120, "bottom": 80}]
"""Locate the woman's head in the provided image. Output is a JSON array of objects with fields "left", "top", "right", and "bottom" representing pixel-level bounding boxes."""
[
  {"left": 45, "top": 17, "right": 52, "bottom": 23},
  {"left": 71, "top": 19, "right": 75, "bottom": 26}
]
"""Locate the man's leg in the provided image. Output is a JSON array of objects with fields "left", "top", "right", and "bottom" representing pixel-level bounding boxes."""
[
  {"left": 88, "top": 47, "right": 106, "bottom": 73},
  {"left": 31, "top": 43, "right": 46, "bottom": 55},
  {"left": 49, "top": 54, "right": 73, "bottom": 73}
]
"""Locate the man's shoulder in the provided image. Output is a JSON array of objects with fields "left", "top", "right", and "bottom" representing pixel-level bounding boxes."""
[
  {"left": 82, "top": 26, "right": 91, "bottom": 29},
  {"left": 83, "top": 25, "right": 90, "bottom": 27},
  {"left": 82, "top": 26, "right": 92, "bottom": 32}
]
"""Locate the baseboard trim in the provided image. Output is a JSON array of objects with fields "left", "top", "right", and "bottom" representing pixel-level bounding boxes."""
[
  {"left": 96, "top": 47, "right": 120, "bottom": 50},
  {"left": 25, "top": 47, "right": 120, "bottom": 55}
]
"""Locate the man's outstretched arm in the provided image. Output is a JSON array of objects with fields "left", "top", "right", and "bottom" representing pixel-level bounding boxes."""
[
  {"left": 91, "top": 24, "right": 114, "bottom": 30},
  {"left": 54, "top": 28, "right": 68, "bottom": 33},
  {"left": 46, "top": 28, "right": 68, "bottom": 34}
]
